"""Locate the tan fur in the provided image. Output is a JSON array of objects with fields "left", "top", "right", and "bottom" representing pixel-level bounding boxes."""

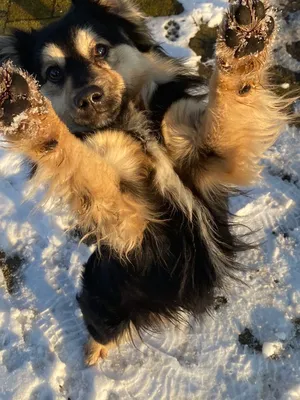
[
  {"left": 85, "top": 326, "right": 131, "bottom": 366},
  {"left": 2, "top": 86, "right": 153, "bottom": 256},
  {"left": 85, "top": 336, "right": 115, "bottom": 366},
  {"left": 86, "top": 130, "right": 151, "bottom": 189}
]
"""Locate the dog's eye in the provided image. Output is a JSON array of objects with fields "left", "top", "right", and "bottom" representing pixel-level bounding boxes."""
[
  {"left": 95, "top": 44, "right": 109, "bottom": 59},
  {"left": 46, "top": 66, "right": 64, "bottom": 83}
]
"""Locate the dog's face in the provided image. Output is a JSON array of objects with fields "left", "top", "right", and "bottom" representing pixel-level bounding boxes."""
[{"left": 0, "top": 0, "right": 154, "bottom": 134}]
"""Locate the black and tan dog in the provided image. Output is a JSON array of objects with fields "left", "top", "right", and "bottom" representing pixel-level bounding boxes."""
[{"left": 0, "top": 0, "right": 290, "bottom": 365}]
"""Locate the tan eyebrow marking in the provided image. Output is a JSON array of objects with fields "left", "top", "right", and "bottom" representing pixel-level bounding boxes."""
[
  {"left": 41, "top": 43, "right": 66, "bottom": 73},
  {"left": 74, "top": 28, "right": 110, "bottom": 59}
]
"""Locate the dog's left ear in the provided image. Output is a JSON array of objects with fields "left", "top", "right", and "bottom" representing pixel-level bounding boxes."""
[{"left": 72, "top": 0, "right": 144, "bottom": 24}]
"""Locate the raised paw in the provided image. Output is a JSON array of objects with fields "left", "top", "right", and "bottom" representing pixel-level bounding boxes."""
[
  {"left": 0, "top": 62, "right": 47, "bottom": 138},
  {"left": 0, "top": 70, "right": 31, "bottom": 126},
  {"left": 218, "top": 0, "right": 275, "bottom": 65}
]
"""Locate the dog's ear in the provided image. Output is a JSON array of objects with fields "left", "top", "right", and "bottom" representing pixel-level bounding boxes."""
[
  {"left": 0, "top": 35, "right": 20, "bottom": 65},
  {"left": 0, "top": 30, "right": 34, "bottom": 66},
  {"left": 72, "top": 0, "right": 144, "bottom": 24}
]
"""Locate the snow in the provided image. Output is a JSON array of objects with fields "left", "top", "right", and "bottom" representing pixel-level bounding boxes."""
[
  {"left": 262, "top": 342, "right": 283, "bottom": 358},
  {"left": 0, "top": 1, "right": 300, "bottom": 400}
]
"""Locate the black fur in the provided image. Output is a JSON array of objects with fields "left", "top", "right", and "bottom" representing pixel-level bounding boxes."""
[{"left": 77, "top": 194, "right": 238, "bottom": 344}]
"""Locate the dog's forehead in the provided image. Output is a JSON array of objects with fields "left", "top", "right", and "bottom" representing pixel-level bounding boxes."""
[
  {"left": 37, "top": 6, "right": 127, "bottom": 52},
  {"left": 40, "top": 27, "right": 100, "bottom": 62}
]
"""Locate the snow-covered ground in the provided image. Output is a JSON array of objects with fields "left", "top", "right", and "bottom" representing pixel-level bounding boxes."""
[{"left": 1, "top": 1, "right": 300, "bottom": 399}]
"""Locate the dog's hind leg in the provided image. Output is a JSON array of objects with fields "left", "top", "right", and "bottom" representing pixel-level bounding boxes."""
[
  {"left": 84, "top": 336, "right": 117, "bottom": 366},
  {"left": 0, "top": 63, "right": 150, "bottom": 255},
  {"left": 162, "top": 1, "right": 290, "bottom": 195},
  {"left": 77, "top": 250, "right": 135, "bottom": 367}
]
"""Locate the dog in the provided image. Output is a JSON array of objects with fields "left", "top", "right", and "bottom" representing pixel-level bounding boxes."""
[{"left": 0, "top": 0, "right": 290, "bottom": 365}]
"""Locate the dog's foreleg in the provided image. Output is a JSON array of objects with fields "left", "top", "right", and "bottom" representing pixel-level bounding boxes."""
[
  {"left": 0, "top": 64, "right": 149, "bottom": 255},
  {"left": 162, "top": 1, "right": 289, "bottom": 195}
]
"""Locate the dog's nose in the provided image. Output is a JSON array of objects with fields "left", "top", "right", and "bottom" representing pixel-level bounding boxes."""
[{"left": 74, "top": 86, "right": 104, "bottom": 110}]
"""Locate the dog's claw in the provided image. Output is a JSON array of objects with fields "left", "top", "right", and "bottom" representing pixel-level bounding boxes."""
[
  {"left": 235, "top": 37, "right": 265, "bottom": 59},
  {"left": 266, "top": 16, "right": 275, "bottom": 37}
]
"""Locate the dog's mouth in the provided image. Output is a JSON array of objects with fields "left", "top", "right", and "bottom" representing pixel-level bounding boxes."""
[{"left": 71, "top": 100, "right": 123, "bottom": 132}]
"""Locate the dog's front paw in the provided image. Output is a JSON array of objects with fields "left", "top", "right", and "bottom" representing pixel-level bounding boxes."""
[
  {"left": 0, "top": 62, "right": 47, "bottom": 139},
  {"left": 218, "top": 0, "right": 275, "bottom": 69},
  {"left": 0, "top": 70, "right": 31, "bottom": 126}
]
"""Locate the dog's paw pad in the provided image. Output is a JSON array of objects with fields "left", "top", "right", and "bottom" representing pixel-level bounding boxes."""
[
  {"left": 235, "top": 36, "right": 265, "bottom": 58},
  {"left": 0, "top": 68, "right": 32, "bottom": 125},
  {"left": 235, "top": 5, "right": 252, "bottom": 25},
  {"left": 10, "top": 73, "right": 30, "bottom": 99},
  {"left": 222, "top": 0, "right": 275, "bottom": 59},
  {"left": 225, "top": 29, "right": 239, "bottom": 48},
  {"left": 2, "top": 98, "right": 31, "bottom": 126}
]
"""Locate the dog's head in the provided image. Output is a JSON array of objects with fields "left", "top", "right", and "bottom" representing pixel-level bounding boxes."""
[{"left": 0, "top": 0, "right": 155, "bottom": 134}]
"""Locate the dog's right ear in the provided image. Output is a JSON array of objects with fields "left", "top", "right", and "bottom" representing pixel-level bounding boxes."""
[
  {"left": 0, "top": 30, "right": 35, "bottom": 68},
  {"left": 0, "top": 35, "right": 20, "bottom": 65}
]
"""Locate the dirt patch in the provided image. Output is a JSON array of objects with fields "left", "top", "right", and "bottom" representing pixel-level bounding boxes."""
[
  {"left": 137, "top": 0, "right": 184, "bottom": 17},
  {"left": 238, "top": 328, "right": 263, "bottom": 352},
  {"left": 0, "top": 250, "right": 24, "bottom": 295},
  {"left": 189, "top": 22, "right": 217, "bottom": 63}
]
